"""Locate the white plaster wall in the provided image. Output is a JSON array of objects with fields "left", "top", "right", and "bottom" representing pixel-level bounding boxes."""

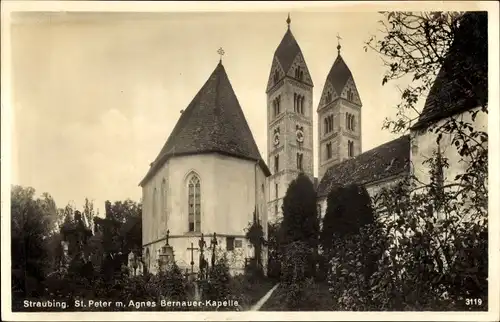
[
  {"left": 411, "top": 107, "right": 487, "bottom": 188},
  {"left": 142, "top": 153, "right": 268, "bottom": 274}
]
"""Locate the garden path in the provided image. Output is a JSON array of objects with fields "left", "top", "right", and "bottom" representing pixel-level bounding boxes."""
[{"left": 249, "top": 283, "right": 280, "bottom": 311}]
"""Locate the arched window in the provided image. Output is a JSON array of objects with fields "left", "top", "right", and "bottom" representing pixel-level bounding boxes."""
[
  {"left": 347, "top": 89, "right": 354, "bottom": 101},
  {"left": 293, "top": 93, "right": 297, "bottom": 112},
  {"left": 274, "top": 70, "right": 280, "bottom": 84},
  {"left": 152, "top": 187, "right": 157, "bottom": 219},
  {"left": 300, "top": 96, "right": 305, "bottom": 114},
  {"left": 326, "top": 92, "right": 332, "bottom": 104},
  {"left": 188, "top": 174, "right": 201, "bottom": 232},
  {"left": 326, "top": 142, "right": 332, "bottom": 160},
  {"left": 348, "top": 140, "right": 354, "bottom": 157},
  {"left": 161, "top": 179, "right": 167, "bottom": 221}
]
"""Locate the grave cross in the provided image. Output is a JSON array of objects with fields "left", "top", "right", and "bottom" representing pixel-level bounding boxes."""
[
  {"left": 210, "top": 232, "right": 218, "bottom": 267},
  {"left": 187, "top": 242, "right": 198, "bottom": 274}
]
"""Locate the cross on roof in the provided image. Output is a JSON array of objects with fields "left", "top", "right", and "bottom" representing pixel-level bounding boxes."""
[
  {"left": 336, "top": 33, "right": 342, "bottom": 54},
  {"left": 217, "top": 47, "right": 225, "bottom": 62}
]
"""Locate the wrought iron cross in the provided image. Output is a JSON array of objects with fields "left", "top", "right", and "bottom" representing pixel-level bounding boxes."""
[
  {"left": 187, "top": 242, "right": 199, "bottom": 274},
  {"left": 217, "top": 47, "right": 225, "bottom": 62}
]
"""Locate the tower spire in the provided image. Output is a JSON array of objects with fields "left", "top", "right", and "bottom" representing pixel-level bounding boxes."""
[
  {"left": 336, "top": 33, "right": 342, "bottom": 55},
  {"left": 286, "top": 13, "right": 291, "bottom": 29}
]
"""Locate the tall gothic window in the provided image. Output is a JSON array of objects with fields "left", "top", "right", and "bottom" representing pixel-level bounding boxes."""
[
  {"left": 152, "top": 188, "right": 157, "bottom": 219},
  {"left": 275, "top": 183, "right": 279, "bottom": 199},
  {"left": 274, "top": 154, "right": 279, "bottom": 173},
  {"left": 161, "top": 178, "right": 167, "bottom": 220},
  {"left": 326, "top": 142, "right": 332, "bottom": 160},
  {"left": 274, "top": 69, "right": 280, "bottom": 84},
  {"left": 188, "top": 174, "right": 201, "bottom": 232},
  {"left": 348, "top": 140, "right": 354, "bottom": 157}
]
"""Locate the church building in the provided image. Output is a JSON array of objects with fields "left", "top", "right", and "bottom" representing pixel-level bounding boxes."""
[
  {"left": 140, "top": 11, "right": 487, "bottom": 274},
  {"left": 139, "top": 60, "right": 270, "bottom": 275},
  {"left": 265, "top": 12, "right": 487, "bottom": 222}
]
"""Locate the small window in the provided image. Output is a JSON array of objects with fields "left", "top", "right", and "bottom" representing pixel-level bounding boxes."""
[
  {"left": 326, "top": 92, "right": 332, "bottom": 104},
  {"left": 226, "top": 237, "right": 235, "bottom": 251},
  {"left": 274, "top": 154, "right": 279, "bottom": 173},
  {"left": 274, "top": 70, "right": 280, "bottom": 84},
  {"left": 275, "top": 204, "right": 279, "bottom": 217},
  {"left": 235, "top": 239, "right": 243, "bottom": 248},
  {"left": 275, "top": 183, "right": 279, "bottom": 199},
  {"left": 326, "top": 142, "right": 332, "bottom": 160},
  {"left": 348, "top": 140, "right": 354, "bottom": 157}
]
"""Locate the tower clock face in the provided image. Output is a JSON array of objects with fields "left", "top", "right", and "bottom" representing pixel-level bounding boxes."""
[
  {"left": 296, "top": 129, "right": 304, "bottom": 143},
  {"left": 273, "top": 133, "right": 280, "bottom": 146}
]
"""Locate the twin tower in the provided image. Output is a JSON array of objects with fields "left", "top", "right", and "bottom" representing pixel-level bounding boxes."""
[{"left": 266, "top": 16, "right": 362, "bottom": 220}]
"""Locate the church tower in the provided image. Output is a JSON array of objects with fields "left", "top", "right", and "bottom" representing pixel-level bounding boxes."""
[
  {"left": 317, "top": 40, "right": 362, "bottom": 180},
  {"left": 266, "top": 15, "right": 314, "bottom": 222}
]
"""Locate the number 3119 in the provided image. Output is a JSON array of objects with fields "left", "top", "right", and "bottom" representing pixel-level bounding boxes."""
[{"left": 466, "top": 298, "right": 483, "bottom": 306}]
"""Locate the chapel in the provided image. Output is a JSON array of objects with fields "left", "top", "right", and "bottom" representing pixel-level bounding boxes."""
[{"left": 139, "top": 60, "right": 270, "bottom": 275}]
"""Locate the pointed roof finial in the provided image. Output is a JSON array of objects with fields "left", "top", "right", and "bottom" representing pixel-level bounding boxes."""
[
  {"left": 217, "top": 47, "right": 225, "bottom": 63},
  {"left": 286, "top": 13, "right": 291, "bottom": 29},
  {"left": 336, "top": 33, "right": 342, "bottom": 55}
]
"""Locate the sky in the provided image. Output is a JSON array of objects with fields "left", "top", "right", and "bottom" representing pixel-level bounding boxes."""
[{"left": 9, "top": 9, "right": 421, "bottom": 212}]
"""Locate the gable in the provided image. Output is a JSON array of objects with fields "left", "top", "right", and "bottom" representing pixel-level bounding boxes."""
[
  {"left": 286, "top": 52, "right": 314, "bottom": 86},
  {"left": 340, "top": 77, "right": 362, "bottom": 106},
  {"left": 317, "top": 81, "right": 338, "bottom": 111},
  {"left": 266, "top": 56, "right": 285, "bottom": 93}
]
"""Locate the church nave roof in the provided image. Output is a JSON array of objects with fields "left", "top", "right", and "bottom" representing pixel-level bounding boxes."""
[
  {"left": 317, "top": 135, "right": 411, "bottom": 198},
  {"left": 140, "top": 61, "right": 271, "bottom": 186}
]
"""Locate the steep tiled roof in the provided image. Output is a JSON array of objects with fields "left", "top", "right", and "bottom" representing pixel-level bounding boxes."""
[
  {"left": 411, "top": 12, "right": 488, "bottom": 130},
  {"left": 274, "top": 28, "right": 302, "bottom": 75},
  {"left": 326, "top": 54, "right": 354, "bottom": 96},
  {"left": 317, "top": 135, "right": 411, "bottom": 198},
  {"left": 140, "top": 62, "right": 271, "bottom": 186}
]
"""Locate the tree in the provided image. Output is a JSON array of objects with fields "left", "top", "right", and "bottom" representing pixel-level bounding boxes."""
[
  {"left": 320, "top": 184, "right": 375, "bottom": 255},
  {"left": 365, "top": 11, "right": 487, "bottom": 206},
  {"left": 266, "top": 220, "right": 282, "bottom": 279},
  {"left": 281, "top": 173, "right": 320, "bottom": 281},
  {"left": 11, "top": 186, "right": 56, "bottom": 304},
  {"left": 245, "top": 208, "right": 265, "bottom": 276},
  {"left": 334, "top": 11, "right": 490, "bottom": 310},
  {"left": 281, "top": 173, "right": 319, "bottom": 250}
]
